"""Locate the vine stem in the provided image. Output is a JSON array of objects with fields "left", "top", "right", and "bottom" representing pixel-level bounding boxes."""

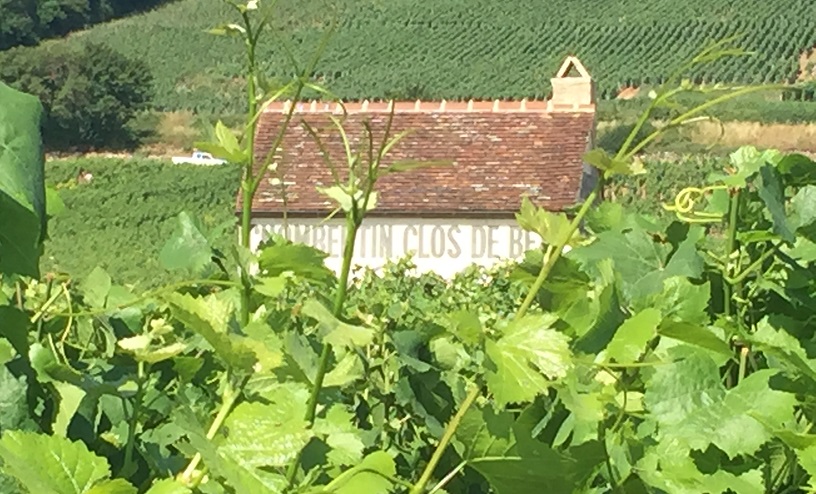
[
  {"left": 723, "top": 189, "right": 741, "bottom": 317},
  {"left": 285, "top": 220, "right": 360, "bottom": 487},
  {"left": 123, "top": 361, "right": 146, "bottom": 476},
  {"left": 180, "top": 381, "right": 239, "bottom": 484},
  {"left": 181, "top": 383, "right": 240, "bottom": 484},
  {"left": 516, "top": 181, "right": 602, "bottom": 321},
  {"left": 408, "top": 384, "right": 480, "bottom": 494},
  {"left": 408, "top": 179, "right": 604, "bottom": 494}
]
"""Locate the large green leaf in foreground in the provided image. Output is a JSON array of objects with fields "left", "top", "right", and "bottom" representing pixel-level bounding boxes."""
[
  {"left": 0, "top": 430, "right": 113, "bottom": 494},
  {"left": 0, "top": 82, "right": 46, "bottom": 277}
]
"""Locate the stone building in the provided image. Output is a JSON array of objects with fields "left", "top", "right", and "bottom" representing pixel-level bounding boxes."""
[{"left": 242, "top": 57, "right": 597, "bottom": 277}]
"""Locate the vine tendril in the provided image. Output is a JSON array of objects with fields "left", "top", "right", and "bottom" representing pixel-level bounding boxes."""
[{"left": 662, "top": 185, "right": 729, "bottom": 223}]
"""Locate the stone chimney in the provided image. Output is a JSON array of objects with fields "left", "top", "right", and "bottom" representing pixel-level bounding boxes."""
[{"left": 548, "top": 56, "right": 595, "bottom": 112}]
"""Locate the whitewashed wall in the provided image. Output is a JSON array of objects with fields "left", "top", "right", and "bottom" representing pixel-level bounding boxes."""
[{"left": 250, "top": 217, "right": 543, "bottom": 278}]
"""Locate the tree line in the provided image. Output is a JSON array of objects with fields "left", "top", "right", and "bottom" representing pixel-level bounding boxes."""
[
  {"left": 0, "top": 0, "right": 174, "bottom": 50},
  {"left": 0, "top": 41, "right": 153, "bottom": 151}
]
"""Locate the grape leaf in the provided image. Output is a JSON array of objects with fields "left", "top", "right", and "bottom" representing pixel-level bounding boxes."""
[
  {"left": 0, "top": 430, "right": 111, "bottom": 494},
  {"left": 80, "top": 267, "right": 112, "bottom": 309},
  {"left": 0, "top": 306, "right": 30, "bottom": 357},
  {"left": 314, "top": 404, "right": 366, "bottom": 466},
  {"left": 658, "top": 322, "right": 733, "bottom": 357},
  {"left": 159, "top": 212, "right": 215, "bottom": 274},
  {"left": 639, "top": 277, "right": 710, "bottom": 325},
  {"left": 638, "top": 442, "right": 764, "bottom": 494},
  {"left": 257, "top": 241, "right": 335, "bottom": 284},
  {"left": 221, "top": 401, "right": 312, "bottom": 468},
  {"left": 644, "top": 350, "right": 796, "bottom": 458},
  {"left": 796, "top": 445, "right": 816, "bottom": 478},
  {"left": 453, "top": 406, "right": 515, "bottom": 460},
  {"left": 747, "top": 317, "right": 816, "bottom": 383},
  {"left": 144, "top": 479, "right": 192, "bottom": 494},
  {"left": 0, "top": 82, "right": 46, "bottom": 278},
  {"left": 470, "top": 441, "right": 605, "bottom": 494},
  {"left": 0, "top": 365, "right": 36, "bottom": 433},
  {"left": 790, "top": 185, "right": 816, "bottom": 230},
  {"left": 485, "top": 314, "right": 573, "bottom": 407},
  {"left": 165, "top": 292, "right": 256, "bottom": 371},
  {"left": 333, "top": 451, "right": 396, "bottom": 494},
  {"left": 85, "top": 479, "right": 137, "bottom": 494},
  {"left": 301, "top": 299, "right": 374, "bottom": 348},
  {"left": 605, "top": 307, "right": 661, "bottom": 363},
  {"left": 53, "top": 382, "right": 86, "bottom": 437},
  {"left": 571, "top": 222, "right": 703, "bottom": 303},
  {"left": 515, "top": 196, "right": 575, "bottom": 246},
  {"left": 757, "top": 164, "right": 795, "bottom": 243}
]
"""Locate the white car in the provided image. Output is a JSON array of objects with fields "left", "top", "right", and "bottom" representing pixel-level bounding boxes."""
[{"left": 171, "top": 151, "right": 227, "bottom": 166}]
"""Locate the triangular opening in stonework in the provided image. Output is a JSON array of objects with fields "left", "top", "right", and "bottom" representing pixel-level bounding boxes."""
[{"left": 555, "top": 56, "right": 591, "bottom": 79}]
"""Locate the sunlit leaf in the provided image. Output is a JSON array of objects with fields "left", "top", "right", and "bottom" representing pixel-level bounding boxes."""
[
  {"left": 644, "top": 350, "right": 796, "bottom": 458},
  {"left": 605, "top": 307, "right": 661, "bottom": 363},
  {"left": 144, "top": 479, "right": 191, "bottom": 494},
  {"left": 0, "top": 430, "right": 111, "bottom": 494},
  {"left": 165, "top": 292, "right": 256, "bottom": 371},
  {"left": 159, "top": 212, "right": 215, "bottom": 274},
  {"left": 485, "top": 314, "right": 573, "bottom": 406},
  {"left": 257, "top": 240, "right": 335, "bottom": 284},
  {"left": 80, "top": 266, "right": 112, "bottom": 309},
  {"left": 301, "top": 299, "right": 374, "bottom": 349},
  {"left": 333, "top": 451, "right": 396, "bottom": 494}
]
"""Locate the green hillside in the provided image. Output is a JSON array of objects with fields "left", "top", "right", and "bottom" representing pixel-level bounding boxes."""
[{"left": 52, "top": 0, "right": 816, "bottom": 115}]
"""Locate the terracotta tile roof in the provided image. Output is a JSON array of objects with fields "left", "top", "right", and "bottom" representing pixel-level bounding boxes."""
[{"left": 245, "top": 98, "right": 597, "bottom": 217}]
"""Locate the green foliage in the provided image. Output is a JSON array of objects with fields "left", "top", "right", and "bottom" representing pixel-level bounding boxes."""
[
  {"left": 0, "top": 82, "right": 46, "bottom": 278},
  {"left": 38, "top": 0, "right": 816, "bottom": 114},
  {"left": 9, "top": 24, "right": 816, "bottom": 494},
  {"left": 0, "top": 41, "right": 154, "bottom": 151},
  {"left": 0, "top": 0, "right": 176, "bottom": 50},
  {"left": 0, "top": 431, "right": 113, "bottom": 494},
  {"left": 10, "top": 142, "right": 816, "bottom": 494},
  {"left": 606, "top": 152, "right": 725, "bottom": 218},
  {"left": 42, "top": 157, "right": 240, "bottom": 288}
]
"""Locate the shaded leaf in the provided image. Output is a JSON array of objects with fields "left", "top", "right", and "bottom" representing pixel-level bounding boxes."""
[
  {"left": 470, "top": 441, "right": 606, "bottom": 494},
  {"left": 453, "top": 406, "right": 515, "bottom": 460},
  {"left": 571, "top": 222, "right": 704, "bottom": 303},
  {"left": 0, "top": 306, "right": 30, "bottom": 357},
  {"left": 658, "top": 322, "right": 733, "bottom": 357},
  {"left": 0, "top": 82, "right": 46, "bottom": 277},
  {"left": 757, "top": 164, "right": 795, "bottom": 243}
]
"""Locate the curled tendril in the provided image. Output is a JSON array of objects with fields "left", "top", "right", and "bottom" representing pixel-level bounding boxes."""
[{"left": 662, "top": 185, "right": 729, "bottom": 223}]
